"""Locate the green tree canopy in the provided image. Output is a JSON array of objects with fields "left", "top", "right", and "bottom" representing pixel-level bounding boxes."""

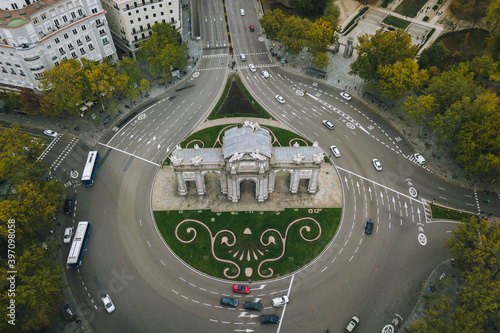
[
  {"left": 289, "top": 0, "right": 332, "bottom": 16},
  {"left": 259, "top": 9, "right": 287, "bottom": 41},
  {"left": 417, "top": 41, "right": 449, "bottom": 71},
  {"left": 376, "top": 59, "right": 428, "bottom": 100},
  {"left": 138, "top": 22, "right": 188, "bottom": 80},
  {"left": 349, "top": 29, "right": 419, "bottom": 82}
]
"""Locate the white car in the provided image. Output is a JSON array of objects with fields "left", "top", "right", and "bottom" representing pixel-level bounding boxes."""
[
  {"left": 413, "top": 153, "right": 426, "bottom": 165},
  {"left": 345, "top": 316, "right": 359, "bottom": 332},
  {"left": 44, "top": 129, "right": 58, "bottom": 138},
  {"left": 262, "top": 70, "right": 270, "bottom": 79},
  {"left": 271, "top": 296, "right": 289, "bottom": 307},
  {"left": 275, "top": 95, "right": 285, "bottom": 104},
  {"left": 63, "top": 227, "right": 73, "bottom": 244},
  {"left": 102, "top": 294, "right": 115, "bottom": 313},
  {"left": 322, "top": 120, "right": 334, "bottom": 130},
  {"left": 372, "top": 158, "right": 382, "bottom": 171},
  {"left": 240, "top": 9, "right": 245, "bottom": 15},
  {"left": 330, "top": 145, "right": 341, "bottom": 157},
  {"left": 249, "top": 64, "right": 256, "bottom": 72},
  {"left": 340, "top": 92, "right": 352, "bottom": 100}
]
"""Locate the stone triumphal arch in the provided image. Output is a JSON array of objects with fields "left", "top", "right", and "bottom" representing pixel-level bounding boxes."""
[{"left": 169, "top": 122, "right": 325, "bottom": 202}]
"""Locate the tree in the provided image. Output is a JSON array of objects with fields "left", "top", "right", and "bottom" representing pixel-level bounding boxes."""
[
  {"left": 487, "top": 0, "right": 500, "bottom": 36},
  {"left": 138, "top": 22, "right": 188, "bottom": 80},
  {"left": 279, "top": 15, "right": 309, "bottom": 55},
  {"left": 40, "top": 59, "right": 88, "bottom": 115},
  {"left": 418, "top": 41, "right": 449, "bottom": 71},
  {"left": 140, "top": 79, "right": 151, "bottom": 95},
  {"left": 289, "top": 0, "right": 332, "bottom": 16},
  {"left": 259, "top": 9, "right": 287, "bottom": 41},
  {"left": 376, "top": 59, "right": 428, "bottom": 100},
  {"left": 349, "top": 29, "right": 419, "bottom": 82},
  {"left": 305, "top": 18, "right": 336, "bottom": 56},
  {"left": 15, "top": 243, "right": 64, "bottom": 331},
  {"left": 19, "top": 88, "right": 42, "bottom": 115},
  {"left": 118, "top": 57, "right": 144, "bottom": 85},
  {"left": 466, "top": 54, "right": 500, "bottom": 84},
  {"left": 311, "top": 51, "right": 330, "bottom": 69},
  {"left": 323, "top": 4, "right": 341, "bottom": 28},
  {"left": 2, "top": 91, "right": 22, "bottom": 112}
]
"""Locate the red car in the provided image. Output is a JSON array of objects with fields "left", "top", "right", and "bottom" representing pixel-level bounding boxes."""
[
  {"left": 233, "top": 284, "right": 250, "bottom": 294},
  {"left": 249, "top": 25, "right": 255, "bottom": 32}
]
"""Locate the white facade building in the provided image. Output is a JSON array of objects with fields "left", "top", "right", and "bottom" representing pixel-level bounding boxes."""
[
  {"left": 100, "top": 0, "right": 180, "bottom": 58},
  {"left": 0, "top": 0, "right": 117, "bottom": 91}
]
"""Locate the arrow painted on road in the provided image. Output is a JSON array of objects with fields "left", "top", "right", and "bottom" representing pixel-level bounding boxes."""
[
  {"left": 417, "top": 207, "right": 421, "bottom": 222},
  {"left": 404, "top": 202, "right": 408, "bottom": 216},
  {"left": 392, "top": 197, "right": 396, "bottom": 210},
  {"left": 380, "top": 192, "right": 384, "bottom": 205},
  {"left": 238, "top": 312, "right": 259, "bottom": 318},
  {"left": 356, "top": 181, "right": 360, "bottom": 195},
  {"left": 251, "top": 284, "right": 267, "bottom": 291},
  {"left": 234, "top": 329, "right": 254, "bottom": 332},
  {"left": 344, "top": 177, "right": 349, "bottom": 190},
  {"left": 369, "top": 187, "right": 372, "bottom": 200}
]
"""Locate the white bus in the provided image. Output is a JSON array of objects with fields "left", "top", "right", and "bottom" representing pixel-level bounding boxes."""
[
  {"left": 81, "top": 151, "right": 100, "bottom": 186},
  {"left": 67, "top": 222, "right": 91, "bottom": 268}
]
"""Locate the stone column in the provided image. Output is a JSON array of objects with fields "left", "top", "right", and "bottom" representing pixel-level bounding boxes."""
[
  {"left": 268, "top": 171, "right": 275, "bottom": 193},
  {"left": 290, "top": 170, "right": 301, "bottom": 193},
  {"left": 176, "top": 171, "right": 187, "bottom": 195},
  {"left": 220, "top": 172, "right": 228, "bottom": 194},
  {"left": 308, "top": 168, "right": 320, "bottom": 193},
  {"left": 195, "top": 171, "right": 206, "bottom": 195}
]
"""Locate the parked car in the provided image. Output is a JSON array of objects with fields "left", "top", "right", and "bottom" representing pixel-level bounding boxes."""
[
  {"left": 101, "top": 294, "right": 115, "bottom": 313},
  {"left": 345, "top": 316, "right": 359, "bottom": 332},
  {"left": 413, "top": 153, "right": 426, "bottom": 165},
  {"left": 63, "top": 227, "right": 73, "bottom": 244},
  {"left": 249, "top": 64, "right": 256, "bottom": 72},
  {"left": 243, "top": 301, "right": 262, "bottom": 311},
  {"left": 262, "top": 70, "right": 270, "bottom": 79},
  {"left": 275, "top": 95, "right": 285, "bottom": 104},
  {"left": 221, "top": 297, "right": 238, "bottom": 307},
  {"left": 340, "top": 92, "right": 352, "bottom": 100},
  {"left": 364, "top": 220, "right": 373, "bottom": 235},
  {"left": 322, "top": 120, "right": 334, "bottom": 130},
  {"left": 330, "top": 145, "right": 341, "bottom": 158},
  {"left": 259, "top": 314, "right": 279, "bottom": 324},
  {"left": 44, "top": 129, "right": 58, "bottom": 138},
  {"left": 249, "top": 25, "right": 255, "bottom": 32},
  {"left": 64, "top": 199, "right": 73, "bottom": 215},
  {"left": 271, "top": 296, "right": 289, "bottom": 307},
  {"left": 233, "top": 284, "right": 250, "bottom": 294},
  {"left": 372, "top": 158, "right": 382, "bottom": 171}
]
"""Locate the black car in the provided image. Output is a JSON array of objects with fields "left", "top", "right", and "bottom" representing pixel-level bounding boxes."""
[
  {"left": 259, "top": 314, "right": 279, "bottom": 324},
  {"left": 365, "top": 220, "right": 373, "bottom": 234},
  {"left": 61, "top": 301, "right": 77, "bottom": 321},
  {"left": 64, "top": 199, "right": 73, "bottom": 215},
  {"left": 220, "top": 297, "right": 238, "bottom": 307},
  {"left": 243, "top": 301, "right": 262, "bottom": 311}
]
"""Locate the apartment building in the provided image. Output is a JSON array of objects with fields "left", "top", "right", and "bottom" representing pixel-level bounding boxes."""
[
  {"left": 0, "top": 0, "right": 117, "bottom": 91},
  {"left": 100, "top": 0, "right": 180, "bottom": 58}
]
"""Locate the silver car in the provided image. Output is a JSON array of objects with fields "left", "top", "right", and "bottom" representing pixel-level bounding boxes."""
[
  {"left": 63, "top": 227, "right": 73, "bottom": 244},
  {"left": 330, "top": 145, "right": 341, "bottom": 157},
  {"left": 372, "top": 158, "right": 382, "bottom": 171},
  {"left": 262, "top": 70, "right": 270, "bottom": 79},
  {"left": 249, "top": 64, "right": 256, "bottom": 72}
]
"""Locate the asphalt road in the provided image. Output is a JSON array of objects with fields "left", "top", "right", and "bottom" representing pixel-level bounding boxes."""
[{"left": 34, "top": 1, "right": 498, "bottom": 332}]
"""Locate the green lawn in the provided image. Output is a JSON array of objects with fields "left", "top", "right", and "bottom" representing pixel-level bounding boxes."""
[
  {"left": 395, "top": 0, "right": 428, "bottom": 18},
  {"left": 430, "top": 204, "right": 476, "bottom": 221},
  {"left": 154, "top": 208, "right": 341, "bottom": 280},
  {"left": 382, "top": 15, "right": 411, "bottom": 29}
]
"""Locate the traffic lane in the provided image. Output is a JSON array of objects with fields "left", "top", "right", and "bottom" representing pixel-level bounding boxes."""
[{"left": 201, "top": 0, "right": 226, "bottom": 48}]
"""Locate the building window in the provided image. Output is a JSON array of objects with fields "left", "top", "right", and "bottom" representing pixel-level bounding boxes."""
[
  {"left": 160, "top": 12, "right": 163, "bottom": 16},
  {"left": 102, "top": 37, "right": 109, "bottom": 45},
  {"left": 77, "top": 39, "right": 82, "bottom": 46},
  {"left": 63, "top": 16, "right": 68, "bottom": 22},
  {"left": 54, "top": 61, "right": 59, "bottom": 66},
  {"left": 130, "top": 20, "right": 133, "bottom": 24},
  {"left": 145, "top": 15, "right": 148, "bottom": 19},
  {"left": 153, "top": 13, "right": 156, "bottom": 17},
  {"left": 78, "top": 9, "right": 84, "bottom": 16},
  {"left": 20, "top": 70, "right": 25, "bottom": 76},
  {"left": 170, "top": 9, "right": 173, "bottom": 13},
  {"left": 126, "top": 4, "right": 130, "bottom": 10},
  {"left": 91, "top": 8, "right": 98, "bottom": 14},
  {"left": 159, "top": 4, "right": 162, "bottom": 7},
  {"left": 52, "top": 55, "right": 57, "bottom": 60},
  {"left": 80, "top": 48, "right": 85, "bottom": 54},
  {"left": 85, "top": 35, "right": 91, "bottom": 42},
  {"left": 136, "top": 9, "right": 139, "bottom": 13},
  {"left": 54, "top": 19, "right": 59, "bottom": 26},
  {"left": 82, "top": 25, "right": 87, "bottom": 31},
  {"left": 34, "top": 18, "right": 39, "bottom": 24},
  {"left": 138, "top": 17, "right": 141, "bottom": 22},
  {"left": 143, "top": 8, "right": 146, "bottom": 11},
  {"left": 71, "top": 12, "right": 76, "bottom": 19},
  {"left": 152, "top": 5, "right": 154, "bottom": 9},
  {"left": 71, "top": 52, "right": 77, "bottom": 58},
  {"left": 68, "top": 44, "right": 74, "bottom": 50},
  {"left": 128, "top": 12, "right": 131, "bottom": 16},
  {"left": 1, "top": 67, "right": 6, "bottom": 73},
  {"left": 63, "top": 33, "right": 69, "bottom": 39},
  {"left": 55, "top": 37, "right": 60, "bottom": 44},
  {"left": 10, "top": 69, "right": 16, "bottom": 75},
  {"left": 59, "top": 47, "right": 65, "bottom": 55},
  {"left": 99, "top": 29, "right": 106, "bottom": 36},
  {"left": 89, "top": 44, "right": 94, "bottom": 50},
  {"left": 41, "top": 14, "right": 47, "bottom": 20},
  {"left": 168, "top": 2, "right": 172, "bottom": 5},
  {"left": 72, "top": 29, "right": 78, "bottom": 35}
]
